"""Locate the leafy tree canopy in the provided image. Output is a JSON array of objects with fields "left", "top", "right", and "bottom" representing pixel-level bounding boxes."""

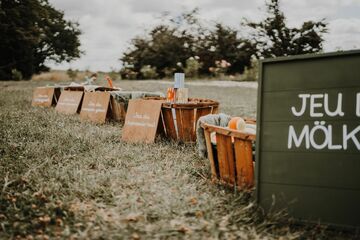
[
  {"left": 121, "top": 9, "right": 255, "bottom": 79},
  {"left": 245, "top": 0, "right": 327, "bottom": 58},
  {"left": 0, "top": 0, "right": 81, "bottom": 80},
  {"left": 195, "top": 23, "right": 255, "bottom": 75},
  {"left": 121, "top": 1, "right": 327, "bottom": 80}
]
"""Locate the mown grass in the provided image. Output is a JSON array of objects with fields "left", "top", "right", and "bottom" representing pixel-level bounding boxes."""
[{"left": 0, "top": 80, "right": 357, "bottom": 239}]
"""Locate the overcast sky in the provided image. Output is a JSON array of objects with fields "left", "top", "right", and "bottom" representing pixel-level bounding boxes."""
[{"left": 47, "top": 0, "right": 360, "bottom": 72}]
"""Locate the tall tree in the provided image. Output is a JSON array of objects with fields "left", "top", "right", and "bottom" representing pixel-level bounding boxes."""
[
  {"left": 196, "top": 23, "right": 255, "bottom": 75},
  {"left": 121, "top": 9, "right": 255, "bottom": 79},
  {"left": 0, "top": 0, "right": 81, "bottom": 80},
  {"left": 245, "top": 0, "right": 327, "bottom": 58},
  {"left": 121, "top": 25, "right": 194, "bottom": 79}
]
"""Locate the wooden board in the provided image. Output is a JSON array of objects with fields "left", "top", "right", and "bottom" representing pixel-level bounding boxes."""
[
  {"left": 216, "top": 134, "right": 236, "bottom": 185},
  {"left": 55, "top": 90, "right": 83, "bottom": 114},
  {"left": 32, "top": 87, "right": 55, "bottom": 107},
  {"left": 162, "top": 107, "right": 178, "bottom": 140},
  {"left": 122, "top": 99, "right": 164, "bottom": 143},
  {"left": 175, "top": 108, "right": 194, "bottom": 142},
  {"left": 256, "top": 50, "right": 360, "bottom": 227},
  {"left": 234, "top": 139, "right": 254, "bottom": 188},
  {"left": 204, "top": 130, "right": 217, "bottom": 179},
  {"left": 260, "top": 183, "right": 360, "bottom": 227},
  {"left": 80, "top": 92, "right": 110, "bottom": 124}
]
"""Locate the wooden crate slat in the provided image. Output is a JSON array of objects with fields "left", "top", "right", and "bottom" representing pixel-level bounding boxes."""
[
  {"left": 162, "top": 108, "right": 177, "bottom": 140},
  {"left": 195, "top": 107, "right": 212, "bottom": 125},
  {"left": 201, "top": 123, "right": 256, "bottom": 141},
  {"left": 175, "top": 109, "right": 184, "bottom": 140},
  {"left": 234, "top": 139, "right": 254, "bottom": 188},
  {"left": 179, "top": 108, "right": 196, "bottom": 142},
  {"left": 211, "top": 106, "right": 219, "bottom": 114},
  {"left": 204, "top": 130, "right": 217, "bottom": 179},
  {"left": 216, "top": 134, "right": 236, "bottom": 185}
]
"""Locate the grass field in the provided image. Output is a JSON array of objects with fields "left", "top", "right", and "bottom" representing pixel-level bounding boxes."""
[{"left": 0, "top": 79, "right": 356, "bottom": 239}]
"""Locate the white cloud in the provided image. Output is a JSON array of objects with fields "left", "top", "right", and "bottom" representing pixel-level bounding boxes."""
[
  {"left": 324, "top": 18, "right": 360, "bottom": 50},
  {"left": 47, "top": 0, "right": 360, "bottom": 71}
]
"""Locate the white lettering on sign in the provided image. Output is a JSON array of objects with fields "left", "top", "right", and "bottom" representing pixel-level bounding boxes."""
[
  {"left": 88, "top": 102, "right": 102, "bottom": 107},
  {"left": 82, "top": 107, "right": 105, "bottom": 113},
  {"left": 291, "top": 93, "right": 344, "bottom": 117},
  {"left": 58, "top": 102, "right": 78, "bottom": 107},
  {"left": 309, "top": 94, "right": 324, "bottom": 117},
  {"left": 58, "top": 98, "right": 78, "bottom": 107},
  {"left": 126, "top": 121, "right": 156, "bottom": 128},
  {"left": 356, "top": 93, "right": 360, "bottom": 117},
  {"left": 288, "top": 92, "right": 359, "bottom": 150},
  {"left": 343, "top": 125, "right": 360, "bottom": 150},
  {"left": 324, "top": 93, "right": 344, "bottom": 117},
  {"left": 82, "top": 101, "right": 105, "bottom": 113},
  {"left": 291, "top": 94, "right": 310, "bottom": 116},
  {"left": 34, "top": 94, "right": 51, "bottom": 103},
  {"left": 133, "top": 112, "right": 150, "bottom": 120},
  {"left": 288, "top": 125, "right": 310, "bottom": 149}
]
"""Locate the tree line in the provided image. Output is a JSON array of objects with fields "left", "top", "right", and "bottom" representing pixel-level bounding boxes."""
[
  {"left": 120, "top": 0, "right": 327, "bottom": 80},
  {"left": 0, "top": 0, "right": 327, "bottom": 80}
]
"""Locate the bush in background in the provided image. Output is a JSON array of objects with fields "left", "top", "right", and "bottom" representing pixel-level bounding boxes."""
[
  {"left": 11, "top": 69, "right": 23, "bottom": 81},
  {"left": 66, "top": 68, "right": 78, "bottom": 81},
  {"left": 184, "top": 56, "right": 202, "bottom": 78},
  {"left": 240, "top": 59, "right": 258, "bottom": 81},
  {"left": 140, "top": 65, "right": 158, "bottom": 79},
  {"left": 208, "top": 59, "right": 231, "bottom": 78},
  {"left": 119, "top": 68, "right": 138, "bottom": 80}
]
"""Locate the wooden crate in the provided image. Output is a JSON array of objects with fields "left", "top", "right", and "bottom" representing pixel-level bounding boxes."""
[
  {"left": 201, "top": 120, "right": 256, "bottom": 189},
  {"left": 109, "top": 96, "right": 127, "bottom": 121},
  {"left": 162, "top": 98, "right": 219, "bottom": 142}
]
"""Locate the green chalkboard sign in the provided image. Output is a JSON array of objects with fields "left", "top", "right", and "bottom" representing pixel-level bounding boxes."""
[{"left": 256, "top": 50, "right": 360, "bottom": 227}]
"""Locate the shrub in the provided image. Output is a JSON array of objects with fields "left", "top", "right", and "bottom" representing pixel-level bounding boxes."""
[
  {"left": 209, "top": 59, "right": 231, "bottom": 78},
  {"left": 184, "top": 56, "right": 202, "bottom": 78},
  {"left": 140, "top": 65, "right": 158, "bottom": 79},
  {"left": 119, "top": 68, "right": 138, "bottom": 80},
  {"left": 66, "top": 68, "right": 77, "bottom": 80},
  {"left": 11, "top": 69, "right": 23, "bottom": 80},
  {"left": 162, "top": 67, "right": 177, "bottom": 78},
  {"left": 240, "top": 60, "right": 258, "bottom": 81}
]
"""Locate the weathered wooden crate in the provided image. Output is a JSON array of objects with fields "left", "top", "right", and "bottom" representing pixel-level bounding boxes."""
[
  {"left": 201, "top": 120, "right": 256, "bottom": 189},
  {"left": 162, "top": 98, "right": 219, "bottom": 142},
  {"left": 109, "top": 97, "right": 126, "bottom": 121}
]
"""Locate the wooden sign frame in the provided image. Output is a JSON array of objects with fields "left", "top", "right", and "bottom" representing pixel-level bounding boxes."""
[
  {"left": 55, "top": 90, "right": 84, "bottom": 114},
  {"left": 122, "top": 99, "right": 165, "bottom": 143},
  {"left": 80, "top": 92, "right": 111, "bottom": 124},
  {"left": 256, "top": 50, "right": 360, "bottom": 227},
  {"left": 32, "top": 87, "right": 60, "bottom": 107}
]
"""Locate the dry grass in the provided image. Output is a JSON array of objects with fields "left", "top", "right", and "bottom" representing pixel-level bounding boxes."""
[{"left": 0, "top": 80, "right": 357, "bottom": 239}]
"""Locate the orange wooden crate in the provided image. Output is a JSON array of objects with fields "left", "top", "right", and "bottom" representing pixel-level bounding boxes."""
[
  {"left": 201, "top": 119, "right": 256, "bottom": 189},
  {"left": 162, "top": 98, "right": 219, "bottom": 142}
]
